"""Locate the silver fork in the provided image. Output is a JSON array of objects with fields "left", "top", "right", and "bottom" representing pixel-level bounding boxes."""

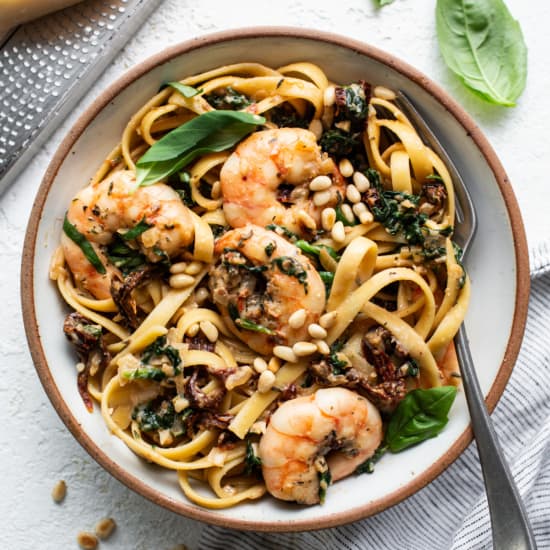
[{"left": 396, "top": 92, "right": 537, "bottom": 550}]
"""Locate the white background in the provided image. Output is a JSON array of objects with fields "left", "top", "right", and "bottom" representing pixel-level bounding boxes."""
[{"left": 1, "top": 0, "right": 549, "bottom": 548}]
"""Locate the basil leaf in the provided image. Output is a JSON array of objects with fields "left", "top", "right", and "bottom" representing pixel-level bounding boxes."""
[
  {"left": 436, "top": 0, "right": 527, "bottom": 106},
  {"left": 385, "top": 386, "right": 457, "bottom": 452},
  {"left": 166, "top": 81, "right": 202, "bottom": 98},
  {"left": 63, "top": 214, "right": 106, "bottom": 274},
  {"left": 375, "top": 0, "right": 395, "bottom": 5},
  {"left": 135, "top": 111, "right": 264, "bottom": 187},
  {"left": 123, "top": 366, "right": 166, "bottom": 381}
]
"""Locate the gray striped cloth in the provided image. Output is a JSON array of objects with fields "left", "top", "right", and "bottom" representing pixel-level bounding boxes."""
[{"left": 201, "top": 244, "right": 550, "bottom": 550}]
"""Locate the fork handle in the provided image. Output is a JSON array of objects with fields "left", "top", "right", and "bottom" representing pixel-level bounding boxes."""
[{"left": 456, "top": 325, "right": 537, "bottom": 549}]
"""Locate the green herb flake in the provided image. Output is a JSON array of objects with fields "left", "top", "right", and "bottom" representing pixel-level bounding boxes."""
[
  {"left": 318, "top": 470, "right": 332, "bottom": 503},
  {"left": 235, "top": 318, "right": 275, "bottom": 336},
  {"left": 245, "top": 439, "right": 262, "bottom": 475},
  {"left": 272, "top": 256, "right": 309, "bottom": 292},
  {"left": 63, "top": 214, "right": 106, "bottom": 274}
]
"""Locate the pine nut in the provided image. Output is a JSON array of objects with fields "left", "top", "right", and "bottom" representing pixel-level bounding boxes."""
[
  {"left": 309, "top": 175, "right": 332, "bottom": 191},
  {"left": 353, "top": 171, "right": 370, "bottom": 192},
  {"left": 195, "top": 287, "right": 210, "bottom": 304},
  {"left": 346, "top": 184, "right": 361, "bottom": 204},
  {"left": 339, "top": 158, "right": 354, "bottom": 178},
  {"left": 253, "top": 357, "right": 268, "bottom": 374},
  {"left": 297, "top": 209, "right": 317, "bottom": 230},
  {"left": 352, "top": 202, "right": 367, "bottom": 216},
  {"left": 313, "top": 189, "right": 332, "bottom": 207},
  {"left": 169, "top": 261, "right": 188, "bottom": 274},
  {"left": 373, "top": 85, "right": 397, "bottom": 100},
  {"left": 359, "top": 210, "right": 374, "bottom": 224},
  {"left": 331, "top": 220, "right": 345, "bottom": 243},
  {"left": 184, "top": 261, "right": 203, "bottom": 275},
  {"left": 258, "top": 369, "right": 276, "bottom": 393},
  {"left": 187, "top": 323, "right": 200, "bottom": 337},
  {"left": 340, "top": 203, "right": 355, "bottom": 224},
  {"left": 319, "top": 311, "right": 337, "bottom": 329},
  {"left": 273, "top": 345, "right": 298, "bottom": 363},
  {"left": 200, "top": 320, "right": 219, "bottom": 343},
  {"left": 95, "top": 518, "right": 117, "bottom": 540},
  {"left": 51, "top": 480, "right": 66, "bottom": 503},
  {"left": 77, "top": 532, "right": 98, "bottom": 550},
  {"left": 308, "top": 323, "right": 328, "bottom": 339},
  {"left": 268, "top": 356, "right": 281, "bottom": 373},
  {"left": 323, "top": 85, "right": 336, "bottom": 107},
  {"left": 308, "top": 118, "right": 323, "bottom": 140},
  {"left": 211, "top": 180, "right": 221, "bottom": 199},
  {"left": 169, "top": 273, "right": 194, "bottom": 289},
  {"left": 321, "top": 207, "right": 336, "bottom": 231},
  {"left": 315, "top": 339, "right": 331, "bottom": 355},
  {"left": 293, "top": 341, "right": 318, "bottom": 357},
  {"left": 289, "top": 308, "right": 307, "bottom": 329}
]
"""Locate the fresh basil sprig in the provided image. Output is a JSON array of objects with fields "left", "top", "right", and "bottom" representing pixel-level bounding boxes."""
[
  {"left": 385, "top": 386, "right": 457, "bottom": 452},
  {"left": 136, "top": 110, "right": 265, "bottom": 187},
  {"left": 63, "top": 215, "right": 106, "bottom": 274},
  {"left": 436, "top": 0, "right": 527, "bottom": 106}
]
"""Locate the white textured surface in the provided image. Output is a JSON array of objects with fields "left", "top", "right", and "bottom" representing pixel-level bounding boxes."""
[{"left": 1, "top": 1, "right": 548, "bottom": 549}]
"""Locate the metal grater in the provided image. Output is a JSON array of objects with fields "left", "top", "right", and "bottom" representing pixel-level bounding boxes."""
[{"left": 0, "top": 0, "right": 164, "bottom": 194}]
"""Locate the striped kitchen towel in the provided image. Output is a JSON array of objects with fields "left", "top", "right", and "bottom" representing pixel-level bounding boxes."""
[{"left": 201, "top": 243, "right": 550, "bottom": 550}]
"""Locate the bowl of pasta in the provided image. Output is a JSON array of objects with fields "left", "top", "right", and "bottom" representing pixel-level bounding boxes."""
[{"left": 22, "top": 27, "right": 529, "bottom": 530}]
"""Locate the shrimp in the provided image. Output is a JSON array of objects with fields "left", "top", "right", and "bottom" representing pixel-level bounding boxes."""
[
  {"left": 209, "top": 224, "right": 325, "bottom": 355},
  {"left": 220, "top": 128, "right": 345, "bottom": 235},
  {"left": 258, "top": 387, "right": 383, "bottom": 505},
  {"left": 62, "top": 170, "right": 194, "bottom": 299}
]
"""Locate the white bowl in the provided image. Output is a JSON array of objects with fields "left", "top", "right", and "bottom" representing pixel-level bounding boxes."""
[{"left": 22, "top": 27, "right": 530, "bottom": 531}]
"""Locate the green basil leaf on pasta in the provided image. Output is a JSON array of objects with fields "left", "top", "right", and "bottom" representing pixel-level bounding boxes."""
[
  {"left": 375, "top": 0, "right": 395, "bottom": 6},
  {"left": 436, "top": 0, "right": 527, "bottom": 106},
  {"left": 166, "top": 81, "right": 203, "bottom": 98},
  {"left": 63, "top": 214, "right": 106, "bottom": 274},
  {"left": 385, "top": 386, "right": 457, "bottom": 452},
  {"left": 136, "top": 110, "right": 265, "bottom": 187}
]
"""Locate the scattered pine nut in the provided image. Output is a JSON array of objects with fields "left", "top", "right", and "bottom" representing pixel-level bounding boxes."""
[
  {"left": 225, "top": 366, "right": 253, "bottom": 391},
  {"left": 253, "top": 357, "right": 268, "bottom": 374},
  {"left": 77, "top": 532, "right": 98, "bottom": 550},
  {"left": 169, "top": 261, "right": 188, "bottom": 274},
  {"left": 321, "top": 207, "right": 336, "bottom": 231},
  {"left": 346, "top": 184, "right": 361, "bottom": 204},
  {"left": 211, "top": 180, "right": 221, "bottom": 199},
  {"left": 309, "top": 175, "right": 332, "bottom": 191},
  {"left": 331, "top": 221, "right": 345, "bottom": 243},
  {"left": 319, "top": 311, "right": 337, "bottom": 329},
  {"left": 95, "top": 517, "right": 116, "bottom": 540},
  {"left": 338, "top": 158, "right": 354, "bottom": 178},
  {"left": 297, "top": 209, "right": 317, "bottom": 230},
  {"left": 184, "top": 261, "right": 203, "bottom": 275},
  {"left": 352, "top": 202, "right": 367, "bottom": 216},
  {"left": 169, "top": 273, "right": 195, "bottom": 289},
  {"left": 308, "top": 323, "right": 328, "bottom": 340},
  {"left": 289, "top": 308, "right": 307, "bottom": 329},
  {"left": 51, "top": 480, "right": 66, "bottom": 503},
  {"left": 353, "top": 171, "right": 370, "bottom": 192},
  {"left": 340, "top": 203, "right": 355, "bottom": 224},
  {"left": 315, "top": 339, "right": 331, "bottom": 355},
  {"left": 293, "top": 341, "right": 318, "bottom": 357},
  {"left": 359, "top": 210, "right": 374, "bottom": 224},
  {"left": 195, "top": 287, "right": 210, "bottom": 304},
  {"left": 273, "top": 345, "right": 297, "bottom": 363},
  {"left": 313, "top": 189, "right": 332, "bottom": 207},
  {"left": 258, "top": 369, "right": 276, "bottom": 393}
]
